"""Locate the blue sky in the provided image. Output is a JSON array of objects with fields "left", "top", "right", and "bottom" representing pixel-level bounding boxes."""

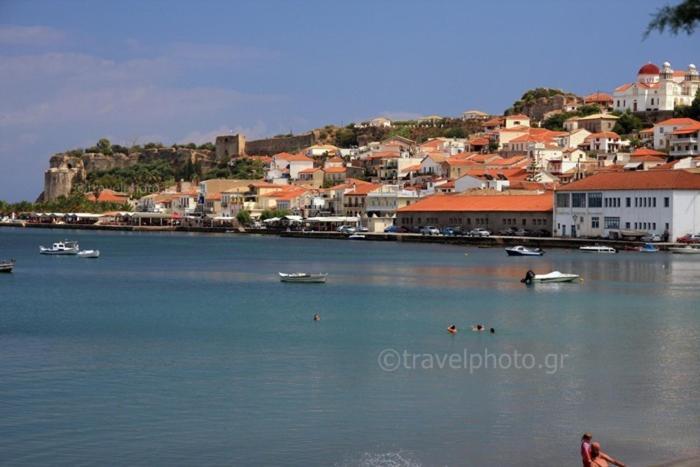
[{"left": 0, "top": 0, "right": 697, "bottom": 201}]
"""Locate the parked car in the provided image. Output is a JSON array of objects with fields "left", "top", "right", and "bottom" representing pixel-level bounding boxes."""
[
  {"left": 499, "top": 227, "right": 516, "bottom": 236},
  {"left": 513, "top": 227, "right": 529, "bottom": 237},
  {"left": 468, "top": 228, "right": 491, "bottom": 237},
  {"left": 642, "top": 233, "right": 662, "bottom": 242},
  {"left": 420, "top": 226, "right": 441, "bottom": 236},
  {"left": 337, "top": 225, "right": 356, "bottom": 234},
  {"left": 384, "top": 225, "right": 409, "bottom": 233},
  {"left": 358, "top": 226, "right": 369, "bottom": 232},
  {"left": 530, "top": 229, "right": 551, "bottom": 238},
  {"left": 441, "top": 226, "right": 461, "bottom": 236},
  {"left": 677, "top": 233, "right": 700, "bottom": 244}
]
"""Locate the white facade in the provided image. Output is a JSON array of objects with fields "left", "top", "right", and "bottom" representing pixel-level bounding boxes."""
[
  {"left": 365, "top": 185, "right": 419, "bottom": 216},
  {"left": 613, "top": 62, "right": 700, "bottom": 113},
  {"left": 554, "top": 189, "right": 700, "bottom": 239},
  {"left": 653, "top": 118, "right": 700, "bottom": 150}
]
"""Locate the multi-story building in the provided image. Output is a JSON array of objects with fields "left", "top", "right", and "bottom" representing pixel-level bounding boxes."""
[
  {"left": 669, "top": 121, "right": 700, "bottom": 158},
  {"left": 652, "top": 118, "right": 700, "bottom": 151},
  {"left": 365, "top": 185, "right": 420, "bottom": 217},
  {"left": 553, "top": 170, "right": 700, "bottom": 239}
]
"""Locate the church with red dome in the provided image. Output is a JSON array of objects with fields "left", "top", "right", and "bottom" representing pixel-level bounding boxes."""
[{"left": 612, "top": 61, "right": 699, "bottom": 113}]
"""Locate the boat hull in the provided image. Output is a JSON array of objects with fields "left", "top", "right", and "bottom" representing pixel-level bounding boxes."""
[
  {"left": 279, "top": 273, "right": 327, "bottom": 283},
  {"left": 579, "top": 246, "right": 616, "bottom": 254},
  {"left": 505, "top": 248, "right": 543, "bottom": 257},
  {"left": 39, "top": 249, "right": 79, "bottom": 255},
  {"left": 534, "top": 275, "right": 579, "bottom": 283},
  {"left": 78, "top": 250, "right": 100, "bottom": 258},
  {"left": 0, "top": 261, "right": 14, "bottom": 273}
]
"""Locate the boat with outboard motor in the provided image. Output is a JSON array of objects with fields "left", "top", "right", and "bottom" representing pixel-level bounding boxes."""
[
  {"left": 521, "top": 269, "right": 580, "bottom": 284},
  {"left": 505, "top": 245, "right": 544, "bottom": 256},
  {"left": 39, "top": 240, "right": 80, "bottom": 255},
  {"left": 279, "top": 272, "right": 328, "bottom": 283}
]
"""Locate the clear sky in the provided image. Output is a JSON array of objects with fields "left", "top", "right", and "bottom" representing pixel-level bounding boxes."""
[{"left": 0, "top": 0, "right": 697, "bottom": 201}]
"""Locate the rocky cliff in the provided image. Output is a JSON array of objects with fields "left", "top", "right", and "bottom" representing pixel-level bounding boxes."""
[{"left": 41, "top": 147, "right": 217, "bottom": 201}]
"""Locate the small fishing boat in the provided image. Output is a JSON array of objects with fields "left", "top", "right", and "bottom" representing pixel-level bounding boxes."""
[
  {"left": 39, "top": 240, "right": 80, "bottom": 255},
  {"left": 279, "top": 272, "right": 328, "bottom": 283},
  {"left": 348, "top": 233, "right": 366, "bottom": 240},
  {"left": 668, "top": 245, "right": 700, "bottom": 255},
  {"left": 579, "top": 245, "right": 616, "bottom": 254},
  {"left": 78, "top": 250, "right": 100, "bottom": 259},
  {"left": 0, "top": 259, "right": 15, "bottom": 273},
  {"left": 638, "top": 243, "right": 659, "bottom": 253},
  {"left": 521, "top": 270, "right": 580, "bottom": 284},
  {"left": 505, "top": 245, "right": 544, "bottom": 256}
]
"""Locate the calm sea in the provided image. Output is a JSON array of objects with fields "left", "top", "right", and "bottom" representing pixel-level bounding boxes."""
[{"left": 1, "top": 228, "right": 699, "bottom": 466}]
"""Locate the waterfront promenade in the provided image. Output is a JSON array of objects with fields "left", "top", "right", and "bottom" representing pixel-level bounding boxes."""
[{"left": 0, "top": 221, "right": 686, "bottom": 250}]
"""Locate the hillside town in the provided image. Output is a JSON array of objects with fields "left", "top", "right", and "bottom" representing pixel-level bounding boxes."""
[{"left": 4, "top": 61, "right": 700, "bottom": 243}]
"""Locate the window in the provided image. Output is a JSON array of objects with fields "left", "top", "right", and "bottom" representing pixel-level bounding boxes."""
[
  {"left": 625, "top": 222, "right": 631, "bottom": 229},
  {"left": 626, "top": 197, "right": 631, "bottom": 207},
  {"left": 588, "top": 193, "right": 602, "bottom": 208},
  {"left": 591, "top": 217, "right": 600, "bottom": 229},
  {"left": 604, "top": 217, "right": 620, "bottom": 229},
  {"left": 652, "top": 198, "right": 656, "bottom": 208},
  {"left": 653, "top": 223, "right": 656, "bottom": 230},
  {"left": 556, "top": 193, "right": 570, "bottom": 208},
  {"left": 664, "top": 197, "right": 670, "bottom": 207},
  {"left": 572, "top": 193, "right": 587, "bottom": 208}
]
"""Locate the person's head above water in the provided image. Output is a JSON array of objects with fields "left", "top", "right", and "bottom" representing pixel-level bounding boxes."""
[
  {"left": 582, "top": 432, "right": 592, "bottom": 442},
  {"left": 490, "top": 327, "right": 495, "bottom": 334}
]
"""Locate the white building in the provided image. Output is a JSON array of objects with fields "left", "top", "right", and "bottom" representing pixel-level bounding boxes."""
[
  {"left": 365, "top": 185, "right": 420, "bottom": 217},
  {"left": 652, "top": 117, "right": 700, "bottom": 150},
  {"left": 670, "top": 121, "right": 700, "bottom": 158},
  {"left": 553, "top": 170, "right": 700, "bottom": 239},
  {"left": 613, "top": 62, "right": 700, "bottom": 113}
]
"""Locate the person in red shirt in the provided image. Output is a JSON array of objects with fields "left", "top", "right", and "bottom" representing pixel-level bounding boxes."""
[{"left": 581, "top": 432, "right": 593, "bottom": 467}]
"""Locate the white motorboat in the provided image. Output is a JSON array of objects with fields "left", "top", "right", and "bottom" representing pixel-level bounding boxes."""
[
  {"left": 579, "top": 245, "right": 616, "bottom": 254},
  {"left": 505, "top": 245, "right": 544, "bottom": 256},
  {"left": 521, "top": 270, "right": 580, "bottom": 284},
  {"left": 669, "top": 246, "right": 700, "bottom": 255},
  {"left": 348, "top": 233, "right": 366, "bottom": 240},
  {"left": 0, "top": 259, "right": 15, "bottom": 273},
  {"left": 78, "top": 250, "right": 100, "bottom": 259},
  {"left": 39, "top": 240, "right": 80, "bottom": 255},
  {"left": 279, "top": 272, "right": 328, "bottom": 283}
]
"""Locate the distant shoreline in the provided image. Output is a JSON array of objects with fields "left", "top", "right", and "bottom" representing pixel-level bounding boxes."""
[{"left": 0, "top": 222, "right": 687, "bottom": 250}]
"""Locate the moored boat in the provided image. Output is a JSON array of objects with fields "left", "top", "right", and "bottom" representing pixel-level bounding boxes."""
[
  {"left": 0, "top": 259, "right": 15, "bottom": 273},
  {"left": 348, "top": 233, "right": 366, "bottom": 240},
  {"left": 579, "top": 245, "right": 616, "bottom": 254},
  {"left": 505, "top": 245, "right": 544, "bottom": 256},
  {"left": 39, "top": 240, "right": 80, "bottom": 255},
  {"left": 279, "top": 272, "right": 328, "bottom": 283},
  {"left": 638, "top": 243, "right": 659, "bottom": 253},
  {"left": 521, "top": 269, "right": 580, "bottom": 284},
  {"left": 78, "top": 250, "right": 100, "bottom": 259},
  {"left": 668, "top": 245, "right": 700, "bottom": 255}
]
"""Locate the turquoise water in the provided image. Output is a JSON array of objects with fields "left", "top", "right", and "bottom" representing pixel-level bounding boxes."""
[{"left": 1, "top": 228, "right": 699, "bottom": 466}]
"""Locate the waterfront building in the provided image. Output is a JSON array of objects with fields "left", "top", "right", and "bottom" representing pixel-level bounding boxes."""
[
  {"left": 396, "top": 193, "right": 553, "bottom": 232},
  {"left": 365, "top": 184, "right": 420, "bottom": 218},
  {"left": 553, "top": 170, "right": 700, "bottom": 239}
]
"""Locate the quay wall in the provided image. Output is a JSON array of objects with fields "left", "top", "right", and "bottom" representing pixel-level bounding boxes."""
[{"left": 0, "top": 222, "right": 684, "bottom": 250}]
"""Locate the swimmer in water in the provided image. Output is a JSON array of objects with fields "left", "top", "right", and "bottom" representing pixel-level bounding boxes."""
[
  {"left": 447, "top": 325, "right": 458, "bottom": 334},
  {"left": 472, "top": 324, "right": 485, "bottom": 332},
  {"left": 313, "top": 313, "right": 320, "bottom": 321}
]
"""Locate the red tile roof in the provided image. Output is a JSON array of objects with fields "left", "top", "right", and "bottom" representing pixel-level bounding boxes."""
[
  {"left": 398, "top": 193, "right": 553, "bottom": 213},
  {"left": 275, "top": 152, "right": 312, "bottom": 162},
  {"left": 656, "top": 117, "right": 700, "bottom": 127},
  {"left": 323, "top": 166, "right": 347, "bottom": 174},
  {"left": 630, "top": 148, "right": 666, "bottom": 158},
  {"left": 505, "top": 114, "right": 529, "bottom": 120},
  {"left": 584, "top": 92, "right": 613, "bottom": 104},
  {"left": 558, "top": 169, "right": 700, "bottom": 191}
]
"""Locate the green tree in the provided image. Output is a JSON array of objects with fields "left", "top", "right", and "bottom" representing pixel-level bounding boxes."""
[
  {"left": 646, "top": 0, "right": 700, "bottom": 36},
  {"left": 198, "top": 142, "right": 215, "bottom": 151},
  {"left": 96, "top": 138, "right": 112, "bottom": 155},
  {"left": 236, "top": 209, "right": 252, "bottom": 226},
  {"left": 612, "top": 111, "right": 644, "bottom": 136},
  {"left": 260, "top": 208, "right": 289, "bottom": 220}
]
